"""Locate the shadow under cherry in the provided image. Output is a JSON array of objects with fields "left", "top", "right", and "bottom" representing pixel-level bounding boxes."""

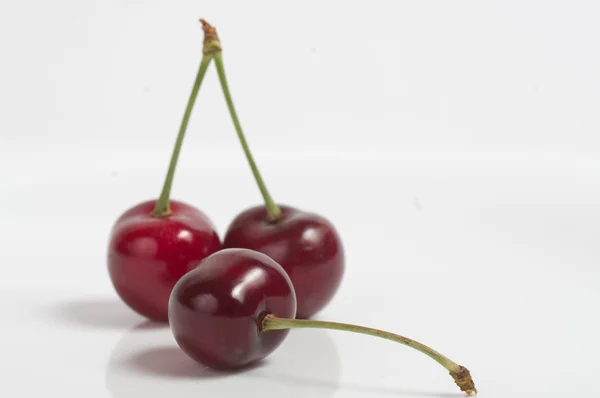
[
  {"left": 106, "top": 321, "right": 342, "bottom": 398},
  {"left": 48, "top": 298, "right": 159, "bottom": 330},
  {"left": 105, "top": 318, "right": 463, "bottom": 398}
]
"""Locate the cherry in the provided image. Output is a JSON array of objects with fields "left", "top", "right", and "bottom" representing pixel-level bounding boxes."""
[
  {"left": 202, "top": 20, "right": 344, "bottom": 318},
  {"left": 169, "top": 248, "right": 296, "bottom": 369},
  {"left": 169, "top": 248, "right": 477, "bottom": 395},
  {"left": 107, "top": 24, "right": 222, "bottom": 322},
  {"left": 223, "top": 206, "right": 343, "bottom": 319}
]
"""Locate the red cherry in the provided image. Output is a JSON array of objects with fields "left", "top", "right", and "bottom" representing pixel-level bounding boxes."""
[
  {"left": 211, "top": 27, "right": 344, "bottom": 318},
  {"left": 223, "top": 205, "right": 343, "bottom": 318},
  {"left": 108, "top": 200, "right": 221, "bottom": 322},
  {"left": 108, "top": 23, "right": 221, "bottom": 322},
  {"left": 168, "top": 238, "right": 475, "bottom": 394},
  {"left": 168, "top": 248, "right": 296, "bottom": 369}
]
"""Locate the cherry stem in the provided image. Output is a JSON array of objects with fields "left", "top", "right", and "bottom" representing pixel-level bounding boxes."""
[
  {"left": 152, "top": 27, "right": 216, "bottom": 217},
  {"left": 261, "top": 314, "right": 477, "bottom": 395},
  {"left": 204, "top": 23, "right": 281, "bottom": 222}
]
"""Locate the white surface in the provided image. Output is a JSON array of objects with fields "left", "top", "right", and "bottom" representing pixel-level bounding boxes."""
[{"left": 1, "top": 1, "right": 600, "bottom": 397}]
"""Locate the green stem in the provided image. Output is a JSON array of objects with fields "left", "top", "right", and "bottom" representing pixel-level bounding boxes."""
[
  {"left": 152, "top": 54, "right": 212, "bottom": 217},
  {"left": 212, "top": 51, "right": 282, "bottom": 222},
  {"left": 261, "top": 314, "right": 477, "bottom": 395}
]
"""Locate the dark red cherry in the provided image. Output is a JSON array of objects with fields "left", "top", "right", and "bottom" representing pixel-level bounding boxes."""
[
  {"left": 108, "top": 200, "right": 221, "bottom": 322},
  {"left": 223, "top": 205, "right": 344, "bottom": 319},
  {"left": 167, "top": 241, "right": 475, "bottom": 395},
  {"left": 168, "top": 248, "right": 296, "bottom": 369}
]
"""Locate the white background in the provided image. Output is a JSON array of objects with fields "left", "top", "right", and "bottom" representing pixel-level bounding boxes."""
[{"left": 1, "top": 1, "right": 599, "bottom": 397}]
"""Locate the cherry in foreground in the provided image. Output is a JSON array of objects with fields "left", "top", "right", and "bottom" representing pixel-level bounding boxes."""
[
  {"left": 200, "top": 20, "right": 344, "bottom": 319},
  {"left": 107, "top": 25, "right": 222, "bottom": 322},
  {"left": 169, "top": 248, "right": 477, "bottom": 395}
]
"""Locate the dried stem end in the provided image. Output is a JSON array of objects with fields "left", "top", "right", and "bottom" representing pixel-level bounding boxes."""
[
  {"left": 450, "top": 366, "right": 477, "bottom": 395},
  {"left": 260, "top": 313, "right": 275, "bottom": 331},
  {"left": 200, "top": 19, "right": 221, "bottom": 55}
]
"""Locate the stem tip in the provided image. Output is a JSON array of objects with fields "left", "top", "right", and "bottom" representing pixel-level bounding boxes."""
[
  {"left": 199, "top": 19, "right": 221, "bottom": 55},
  {"left": 260, "top": 313, "right": 275, "bottom": 331},
  {"left": 200, "top": 19, "right": 218, "bottom": 40},
  {"left": 450, "top": 366, "right": 477, "bottom": 395}
]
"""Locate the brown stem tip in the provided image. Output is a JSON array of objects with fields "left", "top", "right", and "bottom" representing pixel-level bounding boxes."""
[
  {"left": 450, "top": 366, "right": 477, "bottom": 395},
  {"left": 200, "top": 19, "right": 218, "bottom": 41},
  {"left": 199, "top": 19, "right": 221, "bottom": 55}
]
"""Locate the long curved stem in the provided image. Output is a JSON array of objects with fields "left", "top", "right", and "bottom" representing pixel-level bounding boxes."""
[
  {"left": 152, "top": 55, "right": 212, "bottom": 217},
  {"left": 261, "top": 314, "right": 477, "bottom": 395},
  {"left": 212, "top": 49, "right": 282, "bottom": 221}
]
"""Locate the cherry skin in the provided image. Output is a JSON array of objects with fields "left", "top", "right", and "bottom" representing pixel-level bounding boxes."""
[
  {"left": 108, "top": 199, "right": 222, "bottom": 322},
  {"left": 223, "top": 205, "right": 343, "bottom": 319},
  {"left": 169, "top": 248, "right": 296, "bottom": 369}
]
